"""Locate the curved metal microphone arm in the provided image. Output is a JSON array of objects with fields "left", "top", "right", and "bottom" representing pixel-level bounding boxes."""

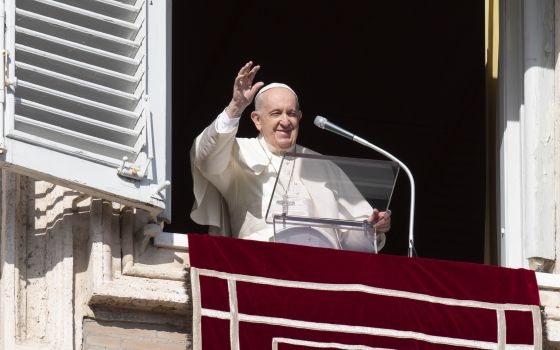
[
  {"left": 314, "top": 116, "right": 416, "bottom": 257},
  {"left": 352, "top": 135, "right": 416, "bottom": 258}
]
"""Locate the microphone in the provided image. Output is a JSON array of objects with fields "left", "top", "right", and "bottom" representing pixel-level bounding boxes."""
[
  {"left": 314, "top": 116, "right": 355, "bottom": 140},
  {"left": 314, "top": 115, "right": 417, "bottom": 257}
]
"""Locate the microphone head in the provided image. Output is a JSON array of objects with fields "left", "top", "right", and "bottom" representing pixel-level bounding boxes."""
[{"left": 314, "top": 116, "right": 327, "bottom": 129}]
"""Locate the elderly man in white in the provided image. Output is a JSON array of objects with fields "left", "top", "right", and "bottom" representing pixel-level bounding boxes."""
[{"left": 191, "top": 61, "right": 391, "bottom": 251}]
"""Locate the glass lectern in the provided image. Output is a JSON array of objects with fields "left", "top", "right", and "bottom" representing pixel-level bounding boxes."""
[{"left": 265, "top": 152, "right": 399, "bottom": 253}]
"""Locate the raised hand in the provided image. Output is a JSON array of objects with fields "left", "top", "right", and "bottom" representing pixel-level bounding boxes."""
[{"left": 225, "top": 61, "right": 264, "bottom": 118}]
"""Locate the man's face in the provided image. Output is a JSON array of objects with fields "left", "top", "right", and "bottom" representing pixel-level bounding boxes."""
[{"left": 251, "top": 88, "right": 302, "bottom": 153}]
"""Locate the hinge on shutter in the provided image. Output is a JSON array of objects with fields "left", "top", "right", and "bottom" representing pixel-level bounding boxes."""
[
  {"left": 3, "top": 50, "right": 17, "bottom": 91},
  {"left": 117, "top": 156, "right": 152, "bottom": 180},
  {"left": 152, "top": 180, "right": 171, "bottom": 199}
]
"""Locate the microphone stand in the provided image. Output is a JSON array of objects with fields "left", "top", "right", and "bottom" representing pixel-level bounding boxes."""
[
  {"left": 314, "top": 116, "right": 416, "bottom": 257},
  {"left": 352, "top": 135, "right": 416, "bottom": 258}
]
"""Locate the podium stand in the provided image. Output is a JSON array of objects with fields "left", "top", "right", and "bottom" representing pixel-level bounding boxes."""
[{"left": 265, "top": 152, "right": 399, "bottom": 253}]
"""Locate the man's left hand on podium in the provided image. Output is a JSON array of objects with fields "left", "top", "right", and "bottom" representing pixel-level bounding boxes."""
[{"left": 369, "top": 209, "right": 391, "bottom": 234}]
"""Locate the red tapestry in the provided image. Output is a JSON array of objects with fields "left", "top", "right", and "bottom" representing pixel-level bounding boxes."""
[{"left": 189, "top": 234, "right": 541, "bottom": 350}]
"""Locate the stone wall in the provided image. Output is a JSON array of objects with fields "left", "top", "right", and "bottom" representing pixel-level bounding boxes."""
[
  {"left": 82, "top": 318, "right": 190, "bottom": 350},
  {"left": 542, "top": 287, "right": 560, "bottom": 349},
  {"left": 0, "top": 171, "right": 190, "bottom": 350}
]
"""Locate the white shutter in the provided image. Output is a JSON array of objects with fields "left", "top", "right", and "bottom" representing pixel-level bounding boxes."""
[{"left": 0, "top": 0, "right": 171, "bottom": 218}]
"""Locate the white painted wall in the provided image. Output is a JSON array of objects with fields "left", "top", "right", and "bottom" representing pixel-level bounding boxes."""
[{"left": 498, "top": 0, "right": 556, "bottom": 269}]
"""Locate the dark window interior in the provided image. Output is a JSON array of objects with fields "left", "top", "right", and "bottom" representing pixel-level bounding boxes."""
[{"left": 169, "top": 0, "right": 486, "bottom": 263}]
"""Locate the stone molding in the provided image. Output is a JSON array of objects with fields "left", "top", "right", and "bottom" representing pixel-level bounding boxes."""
[{"left": 0, "top": 171, "right": 190, "bottom": 350}]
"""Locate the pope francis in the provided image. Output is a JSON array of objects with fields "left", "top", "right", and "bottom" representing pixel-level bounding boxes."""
[{"left": 190, "top": 62, "right": 391, "bottom": 252}]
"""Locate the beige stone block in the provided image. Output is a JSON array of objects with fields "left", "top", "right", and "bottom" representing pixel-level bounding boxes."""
[
  {"left": 85, "top": 334, "right": 122, "bottom": 348},
  {"left": 83, "top": 346, "right": 108, "bottom": 350},
  {"left": 86, "top": 321, "right": 158, "bottom": 338},
  {"left": 545, "top": 319, "right": 560, "bottom": 342},
  {"left": 541, "top": 290, "right": 560, "bottom": 308},
  {"left": 120, "top": 338, "right": 187, "bottom": 350},
  {"left": 544, "top": 306, "right": 560, "bottom": 321},
  {"left": 544, "top": 341, "right": 560, "bottom": 350},
  {"left": 156, "top": 330, "right": 189, "bottom": 341}
]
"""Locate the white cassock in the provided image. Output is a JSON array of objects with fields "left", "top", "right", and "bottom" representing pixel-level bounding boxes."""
[{"left": 190, "top": 112, "right": 385, "bottom": 252}]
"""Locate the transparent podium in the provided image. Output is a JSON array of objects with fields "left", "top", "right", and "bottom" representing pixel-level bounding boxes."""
[{"left": 265, "top": 152, "right": 399, "bottom": 253}]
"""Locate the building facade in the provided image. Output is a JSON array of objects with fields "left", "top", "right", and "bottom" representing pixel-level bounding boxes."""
[{"left": 2, "top": 0, "right": 560, "bottom": 348}]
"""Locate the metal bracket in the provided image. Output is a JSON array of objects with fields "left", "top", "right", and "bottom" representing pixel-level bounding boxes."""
[
  {"left": 3, "top": 50, "right": 16, "bottom": 91},
  {"left": 143, "top": 220, "right": 163, "bottom": 238},
  {"left": 153, "top": 180, "right": 171, "bottom": 198},
  {"left": 117, "top": 156, "right": 152, "bottom": 180},
  {"left": 139, "top": 219, "right": 164, "bottom": 253}
]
